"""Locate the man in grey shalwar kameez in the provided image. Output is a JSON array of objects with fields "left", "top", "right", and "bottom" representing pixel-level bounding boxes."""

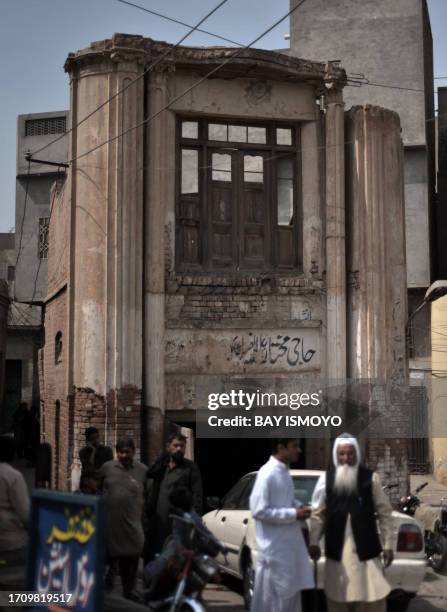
[
  {"left": 309, "top": 434, "right": 394, "bottom": 612},
  {"left": 249, "top": 438, "right": 314, "bottom": 612}
]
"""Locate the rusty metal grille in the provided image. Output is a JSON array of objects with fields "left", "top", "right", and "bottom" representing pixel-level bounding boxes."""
[
  {"left": 38, "top": 217, "right": 49, "bottom": 259},
  {"left": 25, "top": 117, "right": 66, "bottom": 137},
  {"left": 408, "top": 386, "right": 430, "bottom": 473}
]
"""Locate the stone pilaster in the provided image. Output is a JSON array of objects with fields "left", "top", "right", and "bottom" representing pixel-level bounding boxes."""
[
  {"left": 325, "top": 87, "right": 346, "bottom": 382},
  {"left": 144, "top": 69, "right": 169, "bottom": 462}
]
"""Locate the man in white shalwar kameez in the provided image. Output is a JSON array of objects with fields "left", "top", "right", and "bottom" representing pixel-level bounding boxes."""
[
  {"left": 309, "top": 434, "right": 394, "bottom": 612},
  {"left": 249, "top": 438, "right": 314, "bottom": 612}
]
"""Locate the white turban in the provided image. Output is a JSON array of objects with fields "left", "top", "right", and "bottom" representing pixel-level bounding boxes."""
[
  {"left": 332, "top": 433, "right": 361, "bottom": 467},
  {"left": 311, "top": 433, "right": 361, "bottom": 509}
]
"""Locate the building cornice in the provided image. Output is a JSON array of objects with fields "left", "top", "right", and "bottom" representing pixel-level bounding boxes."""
[{"left": 64, "top": 33, "right": 347, "bottom": 89}]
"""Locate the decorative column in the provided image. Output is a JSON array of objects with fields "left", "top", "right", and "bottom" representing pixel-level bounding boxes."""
[
  {"left": 64, "top": 35, "right": 146, "bottom": 476},
  {"left": 144, "top": 68, "right": 169, "bottom": 463},
  {"left": 346, "top": 105, "right": 408, "bottom": 499},
  {"left": 325, "top": 86, "right": 346, "bottom": 382}
]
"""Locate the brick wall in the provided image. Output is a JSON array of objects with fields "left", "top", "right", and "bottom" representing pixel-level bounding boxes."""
[{"left": 42, "top": 290, "right": 69, "bottom": 489}]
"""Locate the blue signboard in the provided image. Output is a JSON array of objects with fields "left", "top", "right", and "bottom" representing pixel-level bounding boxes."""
[{"left": 27, "top": 490, "right": 104, "bottom": 611}]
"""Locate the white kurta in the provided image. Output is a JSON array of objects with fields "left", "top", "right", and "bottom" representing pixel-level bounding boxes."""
[
  {"left": 249, "top": 456, "right": 314, "bottom": 612},
  {"left": 310, "top": 471, "right": 393, "bottom": 604}
]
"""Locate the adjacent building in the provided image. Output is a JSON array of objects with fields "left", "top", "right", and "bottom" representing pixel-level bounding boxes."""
[
  {"left": 1, "top": 111, "right": 69, "bottom": 427},
  {"left": 0, "top": 232, "right": 41, "bottom": 431},
  {"left": 40, "top": 34, "right": 409, "bottom": 496}
]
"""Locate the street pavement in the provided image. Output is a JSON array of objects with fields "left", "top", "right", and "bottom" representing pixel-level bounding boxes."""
[
  {"left": 203, "top": 568, "right": 447, "bottom": 611},
  {"left": 10, "top": 461, "right": 447, "bottom": 610}
]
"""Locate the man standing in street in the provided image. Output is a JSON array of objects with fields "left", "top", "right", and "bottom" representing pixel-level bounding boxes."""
[
  {"left": 99, "top": 437, "right": 147, "bottom": 600},
  {"left": 309, "top": 433, "right": 394, "bottom": 612},
  {"left": 79, "top": 426, "right": 113, "bottom": 479},
  {"left": 249, "top": 438, "right": 314, "bottom": 612},
  {"left": 0, "top": 435, "right": 29, "bottom": 568},
  {"left": 144, "top": 433, "right": 202, "bottom": 561}
]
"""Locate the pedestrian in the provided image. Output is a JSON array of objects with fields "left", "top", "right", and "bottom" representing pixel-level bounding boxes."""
[
  {"left": 79, "top": 426, "right": 113, "bottom": 479},
  {"left": 144, "top": 433, "right": 202, "bottom": 562},
  {"left": 309, "top": 433, "right": 394, "bottom": 612},
  {"left": 0, "top": 435, "right": 30, "bottom": 568},
  {"left": 98, "top": 437, "right": 147, "bottom": 600},
  {"left": 249, "top": 438, "right": 314, "bottom": 612},
  {"left": 76, "top": 468, "right": 98, "bottom": 495}
]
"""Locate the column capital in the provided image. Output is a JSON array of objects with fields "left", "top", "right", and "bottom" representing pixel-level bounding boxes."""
[{"left": 325, "top": 85, "right": 345, "bottom": 106}]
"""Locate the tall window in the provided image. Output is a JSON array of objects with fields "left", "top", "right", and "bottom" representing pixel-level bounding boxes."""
[
  {"left": 38, "top": 217, "right": 49, "bottom": 259},
  {"left": 55, "top": 332, "right": 63, "bottom": 365},
  {"left": 177, "top": 118, "right": 301, "bottom": 272}
]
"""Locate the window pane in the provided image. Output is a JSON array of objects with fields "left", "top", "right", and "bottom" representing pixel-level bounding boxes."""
[
  {"left": 181, "top": 149, "right": 199, "bottom": 194},
  {"left": 244, "top": 155, "right": 263, "bottom": 183},
  {"left": 212, "top": 153, "right": 232, "bottom": 182},
  {"left": 182, "top": 121, "right": 198, "bottom": 139},
  {"left": 222, "top": 477, "right": 250, "bottom": 510},
  {"left": 209, "top": 123, "right": 228, "bottom": 141},
  {"left": 277, "top": 180, "right": 294, "bottom": 225},
  {"left": 278, "top": 157, "right": 294, "bottom": 179},
  {"left": 247, "top": 126, "right": 267, "bottom": 144},
  {"left": 229, "top": 125, "right": 247, "bottom": 142},
  {"left": 277, "top": 160, "right": 294, "bottom": 225},
  {"left": 276, "top": 127, "right": 293, "bottom": 145}
]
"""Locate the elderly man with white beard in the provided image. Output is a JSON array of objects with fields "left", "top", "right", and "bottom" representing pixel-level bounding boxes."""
[{"left": 309, "top": 433, "right": 394, "bottom": 612}]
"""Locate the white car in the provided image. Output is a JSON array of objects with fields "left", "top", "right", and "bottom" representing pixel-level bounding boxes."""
[{"left": 202, "top": 470, "right": 427, "bottom": 611}]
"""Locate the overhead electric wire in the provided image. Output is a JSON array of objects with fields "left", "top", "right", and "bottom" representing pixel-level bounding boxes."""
[
  {"left": 29, "top": 175, "right": 61, "bottom": 307},
  {"left": 68, "top": 0, "right": 312, "bottom": 164},
  {"left": 14, "top": 160, "right": 31, "bottom": 270},
  {"left": 28, "top": 0, "right": 231, "bottom": 159},
  {"left": 348, "top": 80, "right": 425, "bottom": 93},
  {"left": 115, "top": 0, "right": 243, "bottom": 47},
  {"left": 15, "top": 0, "right": 232, "bottom": 281}
]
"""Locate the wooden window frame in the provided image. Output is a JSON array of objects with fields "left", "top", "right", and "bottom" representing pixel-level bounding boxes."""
[{"left": 175, "top": 117, "right": 302, "bottom": 273}]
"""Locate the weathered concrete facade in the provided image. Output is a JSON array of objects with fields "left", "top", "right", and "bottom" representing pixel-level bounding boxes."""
[
  {"left": 41, "top": 35, "right": 409, "bottom": 495},
  {"left": 346, "top": 106, "right": 408, "bottom": 486}
]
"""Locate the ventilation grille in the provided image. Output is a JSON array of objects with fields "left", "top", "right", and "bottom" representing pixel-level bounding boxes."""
[{"left": 25, "top": 117, "right": 66, "bottom": 137}]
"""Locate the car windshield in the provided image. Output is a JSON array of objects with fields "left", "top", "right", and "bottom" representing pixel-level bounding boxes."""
[{"left": 292, "top": 476, "right": 319, "bottom": 505}]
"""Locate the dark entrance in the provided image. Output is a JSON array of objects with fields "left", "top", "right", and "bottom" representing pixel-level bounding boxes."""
[
  {"left": 167, "top": 415, "right": 307, "bottom": 502},
  {"left": 197, "top": 437, "right": 306, "bottom": 501},
  {"left": 1, "top": 360, "right": 22, "bottom": 432}
]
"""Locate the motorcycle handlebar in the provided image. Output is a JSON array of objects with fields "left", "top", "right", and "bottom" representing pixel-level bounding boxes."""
[{"left": 415, "top": 481, "right": 429, "bottom": 493}]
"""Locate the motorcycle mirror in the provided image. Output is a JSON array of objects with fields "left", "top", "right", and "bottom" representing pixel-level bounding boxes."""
[{"left": 206, "top": 496, "right": 222, "bottom": 510}]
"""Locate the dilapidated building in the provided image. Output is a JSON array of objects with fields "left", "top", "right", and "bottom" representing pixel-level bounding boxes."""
[{"left": 41, "top": 34, "right": 408, "bottom": 496}]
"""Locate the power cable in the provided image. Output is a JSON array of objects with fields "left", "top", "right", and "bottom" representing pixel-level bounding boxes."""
[
  {"left": 115, "top": 0, "right": 242, "bottom": 47},
  {"left": 29, "top": 0, "right": 231, "bottom": 159},
  {"left": 14, "top": 160, "right": 31, "bottom": 270},
  {"left": 29, "top": 175, "right": 61, "bottom": 306},
  {"left": 68, "top": 0, "right": 313, "bottom": 164}
]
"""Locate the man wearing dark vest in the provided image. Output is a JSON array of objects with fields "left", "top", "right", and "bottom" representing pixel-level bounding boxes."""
[{"left": 309, "top": 433, "right": 394, "bottom": 612}]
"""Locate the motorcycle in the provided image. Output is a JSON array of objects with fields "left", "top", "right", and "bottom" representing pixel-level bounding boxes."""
[
  {"left": 395, "top": 481, "right": 447, "bottom": 572},
  {"left": 141, "top": 513, "right": 227, "bottom": 611}
]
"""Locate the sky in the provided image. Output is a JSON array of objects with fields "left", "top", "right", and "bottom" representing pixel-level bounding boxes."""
[{"left": 1, "top": 0, "right": 447, "bottom": 232}]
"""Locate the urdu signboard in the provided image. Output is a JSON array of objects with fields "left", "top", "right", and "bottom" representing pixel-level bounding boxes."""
[{"left": 27, "top": 490, "right": 104, "bottom": 611}]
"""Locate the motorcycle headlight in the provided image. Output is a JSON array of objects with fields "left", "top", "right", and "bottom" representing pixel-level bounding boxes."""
[{"left": 194, "top": 555, "right": 219, "bottom": 581}]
